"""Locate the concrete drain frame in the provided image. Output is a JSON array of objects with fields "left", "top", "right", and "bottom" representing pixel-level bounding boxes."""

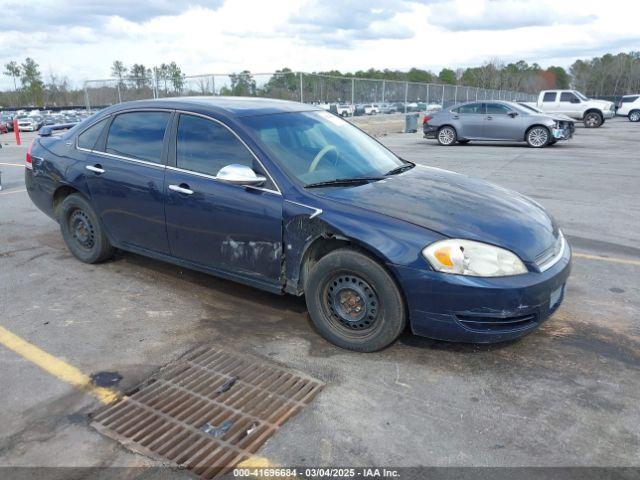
[{"left": 91, "top": 347, "right": 323, "bottom": 479}]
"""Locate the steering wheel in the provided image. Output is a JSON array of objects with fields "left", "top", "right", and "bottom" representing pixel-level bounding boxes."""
[{"left": 308, "top": 145, "right": 338, "bottom": 173}]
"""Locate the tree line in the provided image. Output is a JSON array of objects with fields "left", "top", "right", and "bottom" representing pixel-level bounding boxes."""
[{"left": 2, "top": 52, "right": 638, "bottom": 108}]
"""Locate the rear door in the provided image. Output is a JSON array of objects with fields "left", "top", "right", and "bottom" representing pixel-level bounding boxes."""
[
  {"left": 164, "top": 113, "right": 283, "bottom": 288},
  {"left": 484, "top": 103, "right": 523, "bottom": 140},
  {"left": 541, "top": 91, "right": 559, "bottom": 113},
  {"left": 453, "top": 102, "right": 485, "bottom": 138},
  {"left": 83, "top": 110, "right": 172, "bottom": 254}
]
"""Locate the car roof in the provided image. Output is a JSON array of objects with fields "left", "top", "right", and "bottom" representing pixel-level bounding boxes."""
[{"left": 106, "top": 96, "right": 321, "bottom": 118}]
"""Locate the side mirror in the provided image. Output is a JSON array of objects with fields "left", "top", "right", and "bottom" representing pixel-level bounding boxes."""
[
  {"left": 570, "top": 98, "right": 580, "bottom": 104},
  {"left": 216, "top": 164, "right": 266, "bottom": 186},
  {"left": 508, "top": 111, "right": 518, "bottom": 118}
]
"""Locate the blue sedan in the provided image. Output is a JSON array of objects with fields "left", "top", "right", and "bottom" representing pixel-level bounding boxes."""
[{"left": 25, "top": 97, "right": 571, "bottom": 351}]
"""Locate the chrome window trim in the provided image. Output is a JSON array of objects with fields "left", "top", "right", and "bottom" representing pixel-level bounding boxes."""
[
  {"left": 538, "top": 234, "right": 566, "bottom": 272},
  {"left": 285, "top": 199, "right": 323, "bottom": 218},
  {"left": 174, "top": 110, "right": 281, "bottom": 195},
  {"left": 165, "top": 165, "right": 280, "bottom": 196},
  {"left": 84, "top": 149, "right": 166, "bottom": 169}
]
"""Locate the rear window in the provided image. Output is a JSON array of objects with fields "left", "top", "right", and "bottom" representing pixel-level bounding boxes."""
[
  {"left": 621, "top": 96, "right": 639, "bottom": 103},
  {"left": 77, "top": 117, "right": 109, "bottom": 150},
  {"left": 542, "top": 92, "right": 556, "bottom": 102},
  {"left": 106, "top": 111, "right": 170, "bottom": 163},
  {"left": 456, "top": 103, "right": 484, "bottom": 114}
]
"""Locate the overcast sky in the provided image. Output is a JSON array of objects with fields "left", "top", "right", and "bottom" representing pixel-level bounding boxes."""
[{"left": 1, "top": 0, "right": 638, "bottom": 88}]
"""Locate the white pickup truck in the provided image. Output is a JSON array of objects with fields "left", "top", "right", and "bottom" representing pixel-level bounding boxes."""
[{"left": 526, "top": 90, "right": 615, "bottom": 128}]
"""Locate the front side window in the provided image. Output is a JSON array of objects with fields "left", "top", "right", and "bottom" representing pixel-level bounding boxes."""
[
  {"left": 622, "top": 96, "right": 639, "bottom": 103},
  {"left": 78, "top": 117, "right": 109, "bottom": 150},
  {"left": 106, "top": 111, "right": 170, "bottom": 163},
  {"left": 543, "top": 92, "right": 557, "bottom": 102},
  {"left": 176, "top": 114, "right": 255, "bottom": 177},
  {"left": 560, "top": 92, "right": 579, "bottom": 103},
  {"left": 485, "top": 103, "right": 511, "bottom": 115},
  {"left": 457, "top": 103, "right": 484, "bottom": 114},
  {"left": 242, "top": 110, "right": 404, "bottom": 186}
]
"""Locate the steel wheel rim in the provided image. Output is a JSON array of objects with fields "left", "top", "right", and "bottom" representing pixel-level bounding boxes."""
[
  {"left": 70, "top": 209, "right": 95, "bottom": 250},
  {"left": 585, "top": 114, "right": 600, "bottom": 127},
  {"left": 438, "top": 128, "right": 455, "bottom": 144},
  {"left": 322, "top": 273, "right": 380, "bottom": 337},
  {"left": 529, "top": 128, "right": 548, "bottom": 147}
]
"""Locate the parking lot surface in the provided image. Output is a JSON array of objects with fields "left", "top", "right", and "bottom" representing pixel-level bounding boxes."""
[{"left": 0, "top": 119, "right": 638, "bottom": 474}]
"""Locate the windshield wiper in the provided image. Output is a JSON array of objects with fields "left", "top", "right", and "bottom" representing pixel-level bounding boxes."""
[
  {"left": 385, "top": 162, "right": 415, "bottom": 176},
  {"left": 304, "top": 177, "right": 383, "bottom": 189}
]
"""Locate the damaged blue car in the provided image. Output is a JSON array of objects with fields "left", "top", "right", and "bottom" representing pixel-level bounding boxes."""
[{"left": 25, "top": 98, "right": 571, "bottom": 351}]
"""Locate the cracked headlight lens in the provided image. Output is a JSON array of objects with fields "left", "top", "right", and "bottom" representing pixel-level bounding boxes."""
[{"left": 422, "top": 239, "right": 528, "bottom": 277}]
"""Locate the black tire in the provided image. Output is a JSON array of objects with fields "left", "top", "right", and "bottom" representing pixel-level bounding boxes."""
[
  {"left": 526, "top": 126, "right": 550, "bottom": 148},
  {"left": 59, "top": 193, "right": 114, "bottom": 264},
  {"left": 583, "top": 111, "right": 603, "bottom": 128},
  {"left": 629, "top": 110, "right": 640, "bottom": 122},
  {"left": 305, "top": 248, "right": 406, "bottom": 352},
  {"left": 458, "top": 139, "right": 470, "bottom": 144},
  {"left": 437, "top": 126, "right": 457, "bottom": 146}
]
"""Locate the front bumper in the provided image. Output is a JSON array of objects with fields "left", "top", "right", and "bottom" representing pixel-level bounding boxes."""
[
  {"left": 392, "top": 242, "right": 572, "bottom": 343},
  {"left": 552, "top": 125, "right": 574, "bottom": 140},
  {"left": 604, "top": 110, "right": 615, "bottom": 119}
]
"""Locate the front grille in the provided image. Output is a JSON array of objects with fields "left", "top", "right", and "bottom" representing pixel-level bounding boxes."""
[{"left": 456, "top": 313, "right": 538, "bottom": 332}]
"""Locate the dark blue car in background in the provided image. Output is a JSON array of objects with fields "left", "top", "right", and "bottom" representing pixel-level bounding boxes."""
[{"left": 25, "top": 97, "right": 571, "bottom": 351}]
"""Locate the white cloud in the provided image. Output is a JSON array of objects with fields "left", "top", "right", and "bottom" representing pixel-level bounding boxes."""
[{"left": 0, "top": 0, "right": 638, "bottom": 89}]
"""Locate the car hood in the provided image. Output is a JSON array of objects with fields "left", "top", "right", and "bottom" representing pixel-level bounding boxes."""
[
  {"left": 543, "top": 113, "right": 575, "bottom": 122},
  {"left": 589, "top": 99, "right": 614, "bottom": 110},
  {"left": 316, "top": 165, "right": 558, "bottom": 263}
]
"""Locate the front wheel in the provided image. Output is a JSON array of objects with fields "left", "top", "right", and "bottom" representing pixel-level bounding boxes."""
[
  {"left": 305, "top": 248, "right": 406, "bottom": 352},
  {"left": 437, "top": 126, "right": 457, "bottom": 146},
  {"left": 584, "top": 111, "right": 603, "bottom": 128},
  {"left": 629, "top": 110, "right": 640, "bottom": 122},
  {"left": 59, "top": 193, "right": 114, "bottom": 264},
  {"left": 526, "top": 126, "right": 550, "bottom": 148}
]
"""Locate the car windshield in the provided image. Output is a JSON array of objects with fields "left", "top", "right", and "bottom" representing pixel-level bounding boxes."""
[
  {"left": 242, "top": 110, "right": 404, "bottom": 186},
  {"left": 574, "top": 91, "right": 589, "bottom": 101}
]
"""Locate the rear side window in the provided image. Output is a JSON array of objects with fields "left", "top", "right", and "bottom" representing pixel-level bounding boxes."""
[
  {"left": 542, "top": 92, "right": 556, "bottom": 102},
  {"left": 622, "top": 96, "right": 639, "bottom": 103},
  {"left": 457, "top": 103, "right": 484, "bottom": 114},
  {"left": 560, "top": 92, "right": 578, "bottom": 102},
  {"left": 77, "top": 117, "right": 109, "bottom": 150},
  {"left": 176, "top": 114, "right": 255, "bottom": 177},
  {"left": 106, "top": 111, "right": 170, "bottom": 163}
]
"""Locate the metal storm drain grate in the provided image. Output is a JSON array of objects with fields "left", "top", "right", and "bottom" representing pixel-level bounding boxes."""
[{"left": 91, "top": 347, "right": 323, "bottom": 479}]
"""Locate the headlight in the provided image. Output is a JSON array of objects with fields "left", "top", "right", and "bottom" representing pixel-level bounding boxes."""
[{"left": 422, "top": 239, "right": 528, "bottom": 277}]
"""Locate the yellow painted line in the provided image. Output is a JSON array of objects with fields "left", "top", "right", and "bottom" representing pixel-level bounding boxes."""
[
  {"left": 0, "top": 162, "right": 24, "bottom": 167},
  {"left": 0, "top": 325, "right": 119, "bottom": 404},
  {"left": 0, "top": 188, "right": 27, "bottom": 195},
  {"left": 237, "top": 456, "right": 272, "bottom": 468},
  {"left": 574, "top": 252, "right": 640, "bottom": 267}
]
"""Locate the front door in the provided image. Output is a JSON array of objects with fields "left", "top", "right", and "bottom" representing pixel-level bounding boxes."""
[
  {"left": 83, "top": 110, "right": 172, "bottom": 254},
  {"left": 484, "top": 103, "right": 524, "bottom": 140},
  {"left": 164, "top": 113, "right": 283, "bottom": 288}
]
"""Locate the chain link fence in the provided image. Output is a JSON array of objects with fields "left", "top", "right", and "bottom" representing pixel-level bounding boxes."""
[{"left": 83, "top": 72, "right": 536, "bottom": 111}]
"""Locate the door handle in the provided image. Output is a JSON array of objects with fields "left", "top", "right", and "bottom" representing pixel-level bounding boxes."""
[
  {"left": 86, "top": 165, "right": 105, "bottom": 174},
  {"left": 169, "top": 184, "right": 194, "bottom": 195},
  {"left": 452, "top": 115, "right": 459, "bottom": 119}
]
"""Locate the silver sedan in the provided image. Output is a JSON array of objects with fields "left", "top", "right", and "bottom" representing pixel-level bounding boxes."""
[{"left": 423, "top": 101, "right": 575, "bottom": 148}]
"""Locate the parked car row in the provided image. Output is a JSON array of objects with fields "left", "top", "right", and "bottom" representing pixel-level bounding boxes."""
[
  {"left": 315, "top": 101, "right": 443, "bottom": 117},
  {"left": 0, "top": 109, "right": 98, "bottom": 133}
]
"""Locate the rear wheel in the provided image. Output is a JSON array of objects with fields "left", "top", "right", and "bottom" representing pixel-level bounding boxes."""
[
  {"left": 437, "top": 126, "right": 457, "bottom": 146},
  {"left": 583, "top": 111, "right": 603, "bottom": 128},
  {"left": 526, "top": 126, "right": 550, "bottom": 148},
  {"left": 305, "top": 248, "right": 406, "bottom": 352},
  {"left": 629, "top": 110, "right": 640, "bottom": 122},
  {"left": 59, "top": 193, "right": 114, "bottom": 264}
]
